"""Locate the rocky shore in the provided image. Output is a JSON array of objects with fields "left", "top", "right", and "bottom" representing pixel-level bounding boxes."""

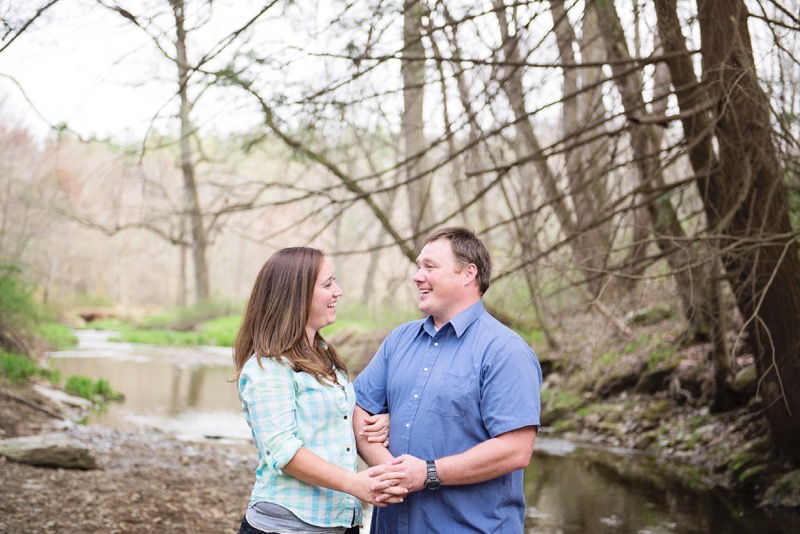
[{"left": 0, "top": 384, "right": 253, "bottom": 533}]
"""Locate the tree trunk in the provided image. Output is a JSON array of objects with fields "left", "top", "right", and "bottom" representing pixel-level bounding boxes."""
[
  {"left": 549, "top": 0, "right": 613, "bottom": 296},
  {"left": 653, "top": 0, "right": 734, "bottom": 409},
  {"left": 594, "top": 0, "right": 716, "bottom": 343},
  {"left": 402, "top": 0, "right": 434, "bottom": 251},
  {"left": 695, "top": 0, "right": 800, "bottom": 459},
  {"left": 172, "top": 0, "right": 210, "bottom": 304}
]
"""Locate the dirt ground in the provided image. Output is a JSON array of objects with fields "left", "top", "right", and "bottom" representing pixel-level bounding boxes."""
[{"left": 0, "top": 385, "right": 254, "bottom": 533}]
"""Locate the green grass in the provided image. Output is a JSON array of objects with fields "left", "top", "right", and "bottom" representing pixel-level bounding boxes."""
[
  {"left": 100, "top": 302, "right": 417, "bottom": 348},
  {"left": 1, "top": 351, "right": 41, "bottom": 383},
  {"left": 321, "top": 303, "right": 420, "bottom": 337},
  {"left": 134, "top": 299, "right": 241, "bottom": 331},
  {"left": 65, "top": 375, "right": 124, "bottom": 402},
  {"left": 111, "top": 314, "right": 241, "bottom": 347},
  {"left": 38, "top": 322, "right": 78, "bottom": 350},
  {"left": 0, "top": 351, "right": 58, "bottom": 384}
]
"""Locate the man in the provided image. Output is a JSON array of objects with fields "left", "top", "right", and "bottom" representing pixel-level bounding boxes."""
[{"left": 354, "top": 227, "right": 542, "bottom": 533}]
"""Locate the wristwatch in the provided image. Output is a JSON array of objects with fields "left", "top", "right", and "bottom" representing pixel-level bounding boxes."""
[{"left": 424, "top": 460, "right": 441, "bottom": 490}]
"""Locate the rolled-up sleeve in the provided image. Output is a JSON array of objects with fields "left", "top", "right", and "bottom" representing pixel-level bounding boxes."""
[{"left": 240, "top": 358, "right": 304, "bottom": 475}]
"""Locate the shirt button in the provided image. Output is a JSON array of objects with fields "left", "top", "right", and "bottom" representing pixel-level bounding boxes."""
[
  {"left": 413, "top": 394, "right": 418, "bottom": 399},
  {"left": 405, "top": 423, "right": 410, "bottom": 428},
  {"left": 343, "top": 415, "right": 348, "bottom": 420},
  {"left": 347, "top": 447, "right": 351, "bottom": 452},
  {"left": 434, "top": 342, "right": 438, "bottom": 347},
  {"left": 424, "top": 367, "right": 429, "bottom": 372}
]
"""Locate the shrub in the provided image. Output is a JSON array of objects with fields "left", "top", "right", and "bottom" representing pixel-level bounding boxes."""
[
  {"left": 1, "top": 351, "right": 40, "bottom": 384},
  {"left": 65, "top": 375, "right": 124, "bottom": 402},
  {"left": 0, "top": 265, "right": 38, "bottom": 354},
  {"left": 0, "top": 351, "right": 57, "bottom": 384}
]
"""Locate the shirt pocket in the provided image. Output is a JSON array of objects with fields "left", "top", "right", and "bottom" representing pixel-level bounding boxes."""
[{"left": 427, "top": 372, "right": 475, "bottom": 417}]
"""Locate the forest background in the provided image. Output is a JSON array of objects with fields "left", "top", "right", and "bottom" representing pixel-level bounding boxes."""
[{"left": 1, "top": 0, "right": 799, "bottom": 507}]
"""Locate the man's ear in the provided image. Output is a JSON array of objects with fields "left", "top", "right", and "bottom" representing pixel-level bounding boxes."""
[{"left": 463, "top": 263, "right": 478, "bottom": 286}]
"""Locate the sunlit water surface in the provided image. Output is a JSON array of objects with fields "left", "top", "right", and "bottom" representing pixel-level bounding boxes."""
[{"left": 49, "top": 330, "right": 800, "bottom": 533}]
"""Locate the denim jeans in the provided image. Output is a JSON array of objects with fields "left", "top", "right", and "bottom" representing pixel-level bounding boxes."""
[{"left": 237, "top": 516, "right": 359, "bottom": 534}]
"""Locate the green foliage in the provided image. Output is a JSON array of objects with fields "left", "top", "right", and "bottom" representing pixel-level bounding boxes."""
[
  {"left": 112, "top": 328, "right": 215, "bottom": 346},
  {"left": 598, "top": 350, "right": 621, "bottom": 366},
  {"left": 516, "top": 327, "right": 545, "bottom": 346},
  {"left": 199, "top": 315, "right": 241, "bottom": 347},
  {"left": 1, "top": 351, "right": 40, "bottom": 384},
  {"left": 103, "top": 302, "right": 416, "bottom": 348},
  {"left": 0, "top": 266, "right": 37, "bottom": 321},
  {"left": 0, "top": 265, "right": 38, "bottom": 352},
  {"left": 65, "top": 375, "right": 124, "bottom": 402},
  {"left": 37, "top": 322, "right": 78, "bottom": 350},
  {"left": 0, "top": 351, "right": 58, "bottom": 385},
  {"left": 646, "top": 344, "right": 677, "bottom": 369},
  {"left": 135, "top": 299, "right": 240, "bottom": 331},
  {"left": 321, "top": 303, "right": 419, "bottom": 338}
]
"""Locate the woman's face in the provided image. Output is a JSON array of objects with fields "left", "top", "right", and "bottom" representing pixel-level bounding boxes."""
[{"left": 306, "top": 256, "right": 342, "bottom": 340}]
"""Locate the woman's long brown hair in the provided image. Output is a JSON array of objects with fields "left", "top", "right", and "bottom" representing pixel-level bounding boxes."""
[{"left": 232, "top": 247, "right": 347, "bottom": 384}]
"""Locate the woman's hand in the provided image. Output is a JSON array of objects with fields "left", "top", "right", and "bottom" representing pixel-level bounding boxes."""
[
  {"left": 359, "top": 412, "right": 390, "bottom": 448},
  {"left": 349, "top": 465, "right": 407, "bottom": 507}
]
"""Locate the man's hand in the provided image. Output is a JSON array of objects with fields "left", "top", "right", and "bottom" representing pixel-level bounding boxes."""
[{"left": 372, "top": 454, "right": 427, "bottom": 500}]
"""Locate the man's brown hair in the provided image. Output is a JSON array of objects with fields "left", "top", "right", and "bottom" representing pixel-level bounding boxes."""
[{"left": 424, "top": 227, "right": 492, "bottom": 295}]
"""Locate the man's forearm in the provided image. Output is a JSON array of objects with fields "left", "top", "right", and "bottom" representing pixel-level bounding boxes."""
[
  {"left": 436, "top": 426, "right": 537, "bottom": 485},
  {"left": 353, "top": 404, "right": 395, "bottom": 466},
  {"left": 382, "top": 425, "right": 538, "bottom": 493}
]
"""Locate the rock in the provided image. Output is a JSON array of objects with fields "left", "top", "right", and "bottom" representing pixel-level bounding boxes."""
[
  {"left": 731, "top": 365, "right": 758, "bottom": 397},
  {"left": 635, "top": 363, "right": 678, "bottom": 394},
  {"left": 624, "top": 306, "right": 674, "bottom": 326},
  {"left": 33, "top": 384, "right": 93, "bottom": 409},
  {"left": 595, "top": 369, "right": 642, "bottom": 397},
  {"left": 762, "top": 469, "right": 800, "bottom": 508},
  {"left": 0, "top": 432, "right": 97, "bottom": 470}
]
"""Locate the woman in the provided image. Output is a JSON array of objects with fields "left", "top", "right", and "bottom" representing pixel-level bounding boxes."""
[{"left": 233, "top": 247, "right": 404, "bottom": 534}]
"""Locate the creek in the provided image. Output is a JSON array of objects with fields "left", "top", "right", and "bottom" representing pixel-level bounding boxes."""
[{"left": 49, "top": 330, "right": 799, "bottom": 533}]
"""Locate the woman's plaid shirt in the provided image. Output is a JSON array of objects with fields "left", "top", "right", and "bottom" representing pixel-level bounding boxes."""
[{"left": 239, "top": 355, "right": 362, "bottom": 528}]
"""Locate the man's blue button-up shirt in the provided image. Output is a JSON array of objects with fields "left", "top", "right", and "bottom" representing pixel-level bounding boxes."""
[{"left": 354, "top": 300, "right": 542, "bottom": 533}]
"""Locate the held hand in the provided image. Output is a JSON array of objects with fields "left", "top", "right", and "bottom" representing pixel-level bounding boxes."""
[
  {"left": 374, "top": 454, "right": 427, "bottom": 495},
  {"left": 360, "top": 412, "right": 390, "bottom": 447},
  {"left": 351, "top": 465, "right": 407, "bottom": 507}
]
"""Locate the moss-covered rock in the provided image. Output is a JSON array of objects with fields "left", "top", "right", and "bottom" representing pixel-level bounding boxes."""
[
  {"left": 731, "top": 365, "right": 757, "bottom": 397},
  {"left": 762, "top": 469, "right": 800, "bottom": 508},
  {"left": 635, "top": 363, "right": 678, "bottom": 394}
]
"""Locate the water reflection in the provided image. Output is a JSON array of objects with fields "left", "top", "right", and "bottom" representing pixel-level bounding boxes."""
[
  {"left": 48, "top": 330, "right": 249, "bottom": 441},
  {"left": 525, "top": 447, "right": 800, "bottom": 533}
]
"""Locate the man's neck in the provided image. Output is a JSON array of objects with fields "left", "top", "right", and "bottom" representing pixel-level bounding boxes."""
[{"left": 432, "top": 296, "right": 481, "bottom": 329}]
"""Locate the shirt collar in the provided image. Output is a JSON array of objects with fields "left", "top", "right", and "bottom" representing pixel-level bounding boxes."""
[{"left": 418, "top": 300, "right": 485, "bottom": 338}]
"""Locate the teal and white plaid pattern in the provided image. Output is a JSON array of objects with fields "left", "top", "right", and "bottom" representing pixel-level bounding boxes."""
[{"left": 239, "top": 355, "right": 362, "bottom": 528}]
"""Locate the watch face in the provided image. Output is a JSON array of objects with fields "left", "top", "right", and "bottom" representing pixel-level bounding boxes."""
[{"left": 426, "top": 480, "right": 441, "bottom": 490}]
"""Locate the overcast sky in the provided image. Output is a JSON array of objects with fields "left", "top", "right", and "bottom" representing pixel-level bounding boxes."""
[
  {"left": 0, "top": 0, "right": 279, "bottom": 143},
  {"left": 0, "top": 1, "right": 169, "bottom": 141}
]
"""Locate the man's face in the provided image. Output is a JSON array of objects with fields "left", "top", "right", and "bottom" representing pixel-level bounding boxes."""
[{"left": 413, "top": 238, "right": 466, "bottom": 327}]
